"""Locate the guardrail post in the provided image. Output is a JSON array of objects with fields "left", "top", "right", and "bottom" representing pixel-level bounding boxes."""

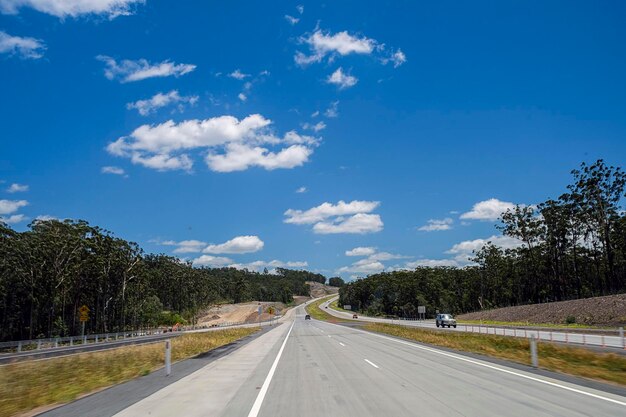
[
  {"left": 83, "top": 335, "right": 87, "bottom": 344},
  {"left": 54, "top": 338, "right": 58, "bottom": 348},
  {"left": 37, "top": 340, "right": 41, "bottom": 350},
  {"left": 69, "top": 337, "right": 73, "bottom": 346},
  {"left": 17, "top": 341, "right": 22, "bottom": 353},
  {"left": 530, "top": 335, "right": 538, "bottom": 368},
  {"left": 165, "top": 339, "right": 171, "bottom": 376},
  {"left": 620, "top": 327, "right": 624, "bottom": 349},
  {"left": 95, "top": 335, "right": 99, "bottom": 343}
]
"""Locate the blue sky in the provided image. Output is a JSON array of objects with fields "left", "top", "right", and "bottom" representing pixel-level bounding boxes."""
[{"left": 1, "top": 1, "right": 625, "bottom": 278}]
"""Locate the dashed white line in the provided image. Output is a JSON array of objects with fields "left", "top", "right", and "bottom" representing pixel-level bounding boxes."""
[
  {"left": 339, "top": 342, "right": 346, "bottom": 347},
  {"left": 364, "top": 359, "right": 379, "bottom": 369}
]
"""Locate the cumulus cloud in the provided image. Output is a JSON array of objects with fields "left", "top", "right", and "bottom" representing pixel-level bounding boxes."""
[
  {"left": 327, "top": 68, "right": 357, "bottom": 89},
  {"left": 6, "top": 183, "right": 28, "bottom": 193},
  {"left": 192, "top": 255, "right": 233, "bottom": 267},
  {"left": 418, "top": 218, "right": 453, "bottom": 232},
  {"left": 229, "top": 259, "right": 308, "bottom": 272},
  {"left": 296, "top": 4, "right": 303, "bottom": 14},
  {"left": 296, "top": 186, "right": 307, "bottom": 193},
  {"left": 127, "top": 90, "right": 198, "bottom": 116},
  {"left": 382, "top": 49, "right": 407, "bottom": 68},
  {"left": 345, "top": 246, "right": 376, "bottom": 257},
  {"left": 460, "top": 198, "right": 516, "bottom": 221},
  {"left": 295, "top": 29, "right": 376, "bottom": 66},
  {"left": 337, "top": 258, "right": 385, "bottom": 275},
  {"left": 0, "top": 199, "right": 28, "bottom": 215},
  {"left": 96, "top": 55, "right": 196, "bottom": 83},
  {"left": 403, "top": 259, "right": 460, "bottom": 268},
  {"left": 237, "top": 93, "right": 247, "bottom": 102},
  {"left": 161, "top": 239, "right": 207, "bottom": 254},
  {"left": 107, "top": 114, "right": 319, "bottom": 172},
  {"left": 0, "top": 0, "right": 144, "bottom": 18},
  {"left": 0, "top": 31, "right": 45, "bottom": 59},
  {"left": 0, "top": 213, "right": 27, "bottom": 224},
  {"left": 203, "top": 235, "right": 264, "bottom": 254},
  {"left": 285, "top": 200, "right": 383, "bottom": 235},
  {"left": 445, "top": 234, "right": 522, "bottom": 264},
  {"left": 101, "top": 166, "right": 126, "bottom": 175},
  {"left": 228, "top": 69, "right": 249, "bottom": 80},
  {"left": 35, "top": 214, "right": 57, "bottom": 221}
]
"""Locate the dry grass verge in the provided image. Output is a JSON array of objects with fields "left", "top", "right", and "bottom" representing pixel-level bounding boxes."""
[
  {"left": 365, "top": 323, "right": 626, "bottom": 387},
  {"left": 0, "top": 327, "right": 258, "bottom": 417}
]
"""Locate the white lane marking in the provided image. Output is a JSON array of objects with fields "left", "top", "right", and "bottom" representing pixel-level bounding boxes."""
[
  {"left": 339, "top": 342, "right": 346, "bottom": 347},
  {"left": 364, "top": 359, "right": 379, "bottom": 369},
  {"left": 348, "top": 326, "right": 626, "bottom": 407},
  {"left": 246, "top": 322, "right": 295, "bottom": 417},
  {"left": 328, "top": 335, "right": 332, "bottom": 338}
]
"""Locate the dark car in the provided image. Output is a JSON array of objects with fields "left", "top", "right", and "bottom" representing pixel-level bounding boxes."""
[
  {"left": 352, "top": 314, "right": 358, "bottom": 319},
  {"left": 436, "top": 313, "right": 457, "bottom": 328},
  {"left": 305, "top": 314, "right": 311, "bottom": 320}
]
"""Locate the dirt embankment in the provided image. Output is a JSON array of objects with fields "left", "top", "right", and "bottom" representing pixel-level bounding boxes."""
[
  {"left": 457, "top": 293, "right": 626, "bottom": 326},
  {"left": 197, "top": 301, "right": 285, "bottom": 326},
  {"left": 307, "top": 281, "right": 339, "bottom": 298}
]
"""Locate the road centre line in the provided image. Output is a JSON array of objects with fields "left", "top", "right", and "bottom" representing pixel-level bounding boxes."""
[
  {"left": 364, "top": 359, "right": 380, "bottom": 369},
  {"left": 344, "top": 325, "right": 626, "bottom": 407},
  {"left": 246, "top": 322, "right": 295, "bottom": 417}
]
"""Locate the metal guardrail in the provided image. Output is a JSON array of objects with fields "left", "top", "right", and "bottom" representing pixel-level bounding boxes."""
[{"left": 0, "top": 316, "right": 282, "bottom": 355}]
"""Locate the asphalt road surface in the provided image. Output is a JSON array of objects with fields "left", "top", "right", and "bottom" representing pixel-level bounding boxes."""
[
  {"left": 321, "top": 297, "right": 626, "bottom": 349},
  {"left": 52, "top": 303, "right": 625, "bottom": 417}
]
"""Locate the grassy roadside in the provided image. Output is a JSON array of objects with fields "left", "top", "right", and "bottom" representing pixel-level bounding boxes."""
[
  {"left": 305, "top": 296, "right": 349, "bottom": 323},
  {"left": 0, "top": 327, "right": 258, "bottom": 417},
  {"left": 365, "top": 323, "right": 626, "bottom": 387},
  {"left": 458, "top": 319, "right": 609, "bottom": 330},
  {"left": 329, "top": 299, "right": 354, "bottom": 314}
]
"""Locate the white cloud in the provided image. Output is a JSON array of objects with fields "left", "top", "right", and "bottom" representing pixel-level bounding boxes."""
[
  {"left": 0, "top": 213, "right": 27, "bottom": 224},
  {"left": 192, "top": 255, "right": 233, "bottom": 267},
  {"left": 161, "top": 239, "right": 208, "bottom": 254},
  {"left": 0, "top": 0, "right": 144, "bottom": 18},
  {"left": 403, "top": 259, "right": 460, "bottom": 268},
  {"left": 327, "top": 67, "right": 358, "bottom": 89},
  {"left": 418, "top": 218, "right": 453, "bottom": 232},
  {"left": 229, "top": 259, "right": 308, "bottom": 272},
  {"left": 460, "top": 198, "right": 516, "bottom": 221},
  {"left": 0, "top": 199, "right": 28, "bottom": 215},
  {"left": 35, "top": 214, "right": 57, "bottom": 221},
  {"left": 295, "top": 29, "right": 376, "bottom": 66},
  {"left": 203, "top": 235, "right": 264, "bottom": 254},
  {"left": 228, "top": 69, "right": 249, "bottom": 80},
  {"left": 0, "top": 31, "right": 45, "bottom": 59},
  {"left": 101, "top": 166, "right": 126, "bottom": 175},
  {"left": 311, "top": 110, "right": 319, "bottom": 118},
  {"left": 337, "top": 258, "right": 385, "bottom": 275},
  {"left": 296, "top": 186, "right": 307, "bottom": 193},
  {"left": 325, "top": 101, "right": 339, "bottom": 118},
  {"left": 238, "top": 92, "right": 247, "bottom": 102},
  {"left": 446, "top": 235, "right": 522, "bottom": 264},
  {"left": 285, "top": 200, "right": 379, "bottom": 224},
  {"left": 313, "top": 213, "right": 383, "bottom": 234},
  {"left": 96, "top": 55, "right": 196, "bottom": 83},
  {"left": 107, "top": 114, "right": 319, "bottom": 173},
  {"left": 285, "top": 200, "right": 383, "bottom": 235},
  {"left": 6, "top": 183, "right": 28, "bottom": 193},
  {"left": 391, "top": 49, "right": 406, "bottom": 67},
  {"left": 345, "top": 246, "right": 376, "bottom": 257},
  {"left": 302, "top": 121, "right": 326, "bottom": 132},
  {"left": 284, "top": 14, "right": 299, "bottom": 25},
  {"left": 127, "top": 90, "right": 198, "bottom": 116},
  {"left": 296, "top": 4, "right": 303, "bottom": 14}
]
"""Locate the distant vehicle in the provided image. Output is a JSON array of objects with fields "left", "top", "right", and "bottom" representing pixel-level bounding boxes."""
[
  {"left": 436, "top": 314, "right": 457, "bottom": 328},
  {"left": 305, "top": 314, "right": 311, "bottom": 320},
  {"left": 352, "top": 314, "right": 358, "bottom": 319},
  {"left": 325, "top": 306, "right": 328, "bottom": 309}
]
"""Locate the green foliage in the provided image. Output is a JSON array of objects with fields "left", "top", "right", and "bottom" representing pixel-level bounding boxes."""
[
  {"left": 565, "top": 315, "right": 577, "bottom": 324},
  {"left": 0, "top": 220, "right": 323, "bottom": 341},
  {"left": 328, "top": 277, "right": 345, "bottom": 287},
  {"left": 340, "top": 160, "right": 626, "bottom": 317}
]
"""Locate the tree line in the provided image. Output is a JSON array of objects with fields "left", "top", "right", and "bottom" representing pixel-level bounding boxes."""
[
  {"left": 0, "top": 220, "right": 327, "bottom": 341},
  {"left": 340, "top": 160, "right": 626, "bottom": 317}
]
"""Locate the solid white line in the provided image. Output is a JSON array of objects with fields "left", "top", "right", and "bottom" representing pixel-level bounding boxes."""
[
  {"left": 348, "top": 326, "right": 626, "bottom": 407},
  {"left": 339, "top": 342, "right": 346, "bottom": 347},
  {"left": 246, "top": 322, "right": 295, "bottom": 417},
  {"left": 364, "top": 359, "right": 379, "bottom": 369}
]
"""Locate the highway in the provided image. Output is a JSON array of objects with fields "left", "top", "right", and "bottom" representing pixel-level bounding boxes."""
[
  {"left": 47, "top": 303, "right": 626, "bottom": 417},
  {"left": 320, "top": 297, "right": 626, "bottom": 349}
]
